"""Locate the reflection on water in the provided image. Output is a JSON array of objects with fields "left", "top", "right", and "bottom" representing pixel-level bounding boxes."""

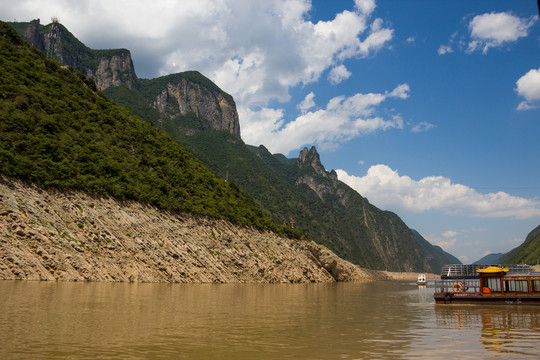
[
  {"left": 435, "top": 305, "right": 540, "bottom": 358},
  {"left": 0, "top": 280, "right": 539, "bottom": 359}
]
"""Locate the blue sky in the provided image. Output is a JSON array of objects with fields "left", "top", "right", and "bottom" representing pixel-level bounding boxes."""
[{"left": 2, "top": 0, "right": 540, "bottom": 264}]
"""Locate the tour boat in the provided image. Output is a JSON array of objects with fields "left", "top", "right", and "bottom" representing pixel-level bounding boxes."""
[
  {"left": 417, "top": 273, "right": 427, "bottom": 285},
  {"left": 434, "top": 264, "right": 540, "bottom": 305}
]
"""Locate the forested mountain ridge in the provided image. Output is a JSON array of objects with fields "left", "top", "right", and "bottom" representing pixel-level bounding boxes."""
[
  {"left": 9, "top": 20, "right": 460, "bottom": 272},
  {"left": 0, "top": 20, "right": 295, "bottom": 236}
]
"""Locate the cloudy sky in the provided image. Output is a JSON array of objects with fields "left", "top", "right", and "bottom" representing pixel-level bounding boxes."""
[{"left": 2, "top": 0, "right": 540, "bottom": 264}]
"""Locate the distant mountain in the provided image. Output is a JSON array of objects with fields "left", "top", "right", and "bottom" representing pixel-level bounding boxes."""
[
  {"left": 410, "top": 230, "right": 461, "bottom": 272},
  {"left": 500, "top": 225, "right": 540, "bottom": 265},
  {"left": 472, "top": 253, "right": 503, "bottom": 265},
  {"left": 11, "top": 19, "right": 460, "bottom": 272}
]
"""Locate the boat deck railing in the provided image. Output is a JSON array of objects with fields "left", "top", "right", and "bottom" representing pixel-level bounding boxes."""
[
  {"left": 435, "top": 279, "right": 481, "bottom": 294},
  {"left": 441, "top": 264, "right": 532, "bottom": 279}
]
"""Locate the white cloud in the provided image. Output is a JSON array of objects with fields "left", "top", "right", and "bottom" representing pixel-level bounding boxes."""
[
  {"left": 411, "top": 121, "right": 436, "bottom": 133},
  {"left": 298, "top": 92, "right": 316, "bottom": 114},
  {"left": 328, "top": 65, "right": 352, "bottom": 84},
  {"left": 354, "top": 0, "right": 376, "bottom": 16},
  {"left": 516, "top": 68, "right": 540, "bottom": 110},
  {"left": 388, "top": 83, "right": 410, "bottom": 99},
  {"left": 437, "top": 45, "right": 453, "bottom": 55},
  {"left": 467, "top": 12, "right": 537, "bottom": 54},
  {"left": 425, "top": 233, "right": 457, "bottom": 252},
  {"left": 242, "top": 84, "right": 408, "bottom": 155},
  {"left": 442, "top": 230, "right": 457, "bottom": 238},
  {"left": 336, "top": 165, "right": 540, "bottom": 219}
]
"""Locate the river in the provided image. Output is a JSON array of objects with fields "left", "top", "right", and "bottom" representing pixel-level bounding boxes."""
[{"left": 1, "top": 280, "right": 539, "bottom": 359}]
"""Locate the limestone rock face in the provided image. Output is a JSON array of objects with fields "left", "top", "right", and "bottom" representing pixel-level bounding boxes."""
[
  {"left": 296, "top": 146, "right": 340, "bottom": 201},
  {"left": 22, "top": 19, "right": 44, "bottom": 51},
  {"left": 86, "top": 52, "right": 137, "bottom": 90},
  {"left": 0, "top": 176, "right": 373, "bottom": 283},
  {"left": 152, "top": 79, "right": 241, "bottom": 137},
  {"left": 21, "top": 19, "right": 137, "bottom": 91}
]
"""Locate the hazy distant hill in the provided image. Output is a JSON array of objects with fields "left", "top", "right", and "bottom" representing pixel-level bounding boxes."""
[
  {"left": 472, "top": 253, "right": 503, "bottom": 265},
  {"left": 11, "top": 19, "right": 460, "bottom": 272}
]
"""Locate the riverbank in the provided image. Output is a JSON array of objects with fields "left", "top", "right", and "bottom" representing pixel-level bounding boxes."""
[
  {"left": 382, "top": 271, "right": 439, "bottom": 280},
  {"left": 0, "top": 175, "right": 377, "bottom": 283}
]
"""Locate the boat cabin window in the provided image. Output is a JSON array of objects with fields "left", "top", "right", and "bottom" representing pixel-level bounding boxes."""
[
  {"left": 533, "top": 280, "right": 540, "bottom": 292},
  {"left": 505, "top": 280, "right": 528, "bottom": 293},
  {"left": 484, "top": 277, "right": 501, "bottom": 292}
]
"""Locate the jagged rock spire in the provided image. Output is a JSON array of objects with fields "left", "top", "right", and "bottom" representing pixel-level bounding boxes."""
[{"left": 297, "top": 146, "right": 337, "bottom": 180}]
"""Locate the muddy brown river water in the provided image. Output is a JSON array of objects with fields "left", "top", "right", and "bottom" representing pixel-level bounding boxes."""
[{"left": 1, "top": 280, "right": 538, "bottom": 359}]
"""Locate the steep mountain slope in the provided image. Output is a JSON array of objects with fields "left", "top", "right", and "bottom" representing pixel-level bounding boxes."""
[
  {"left": 500, "top": 224, "right": 540, "bottom": 265},
  {"left": 10, "top": 19, "right": 460, "bottom": 272},
  {"left": 0, "top": 21, "right": 285, "bottom": 234}
]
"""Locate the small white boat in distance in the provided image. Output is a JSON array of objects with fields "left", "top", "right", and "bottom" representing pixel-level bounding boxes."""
[{"left": 417, "top": 274, "right": 427, "bottom": 285}]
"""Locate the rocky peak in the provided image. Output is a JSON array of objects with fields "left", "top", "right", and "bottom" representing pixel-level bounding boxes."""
[
  {"left": 19, "top": 19, "right": 137, "bottom": 91},
  {"left": 148, "top": 73, "right": 241, "bottom": 137},
  {"left": 22, "top": 19, "right": 44, "bottom": 51},
  {"left": 297, "top": 146, "right": 337, "bottom": 180},
  {"left": 295, "top": 146, "right": 340, "bottom": 201}
]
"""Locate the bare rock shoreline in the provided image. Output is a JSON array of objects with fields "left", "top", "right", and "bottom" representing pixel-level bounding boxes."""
[{"left": 0, "top": 175, "right": 382, "bottom": 283}]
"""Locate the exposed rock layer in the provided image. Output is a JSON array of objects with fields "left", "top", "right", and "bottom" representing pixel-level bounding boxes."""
[
  {"left": 21, "top": 19, "right": 137, "bottom": 90},
  {"left": 0, "top": 176, "right": 377, "bottom": 283},
  {"left": 152, "top": 79, "right": 241, "bottom": 137}
]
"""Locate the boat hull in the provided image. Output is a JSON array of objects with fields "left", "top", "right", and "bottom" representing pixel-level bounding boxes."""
[{"left": 434, "top": 292, "right": 540, "bottom": 305}]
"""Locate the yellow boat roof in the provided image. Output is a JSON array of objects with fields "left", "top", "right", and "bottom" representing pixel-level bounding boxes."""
[{"left": 477, "top": 266, "right": 509, "bottom": 273}]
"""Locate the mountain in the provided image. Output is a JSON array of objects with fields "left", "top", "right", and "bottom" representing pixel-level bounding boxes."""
[
  {"left": 500, "top": 225, "right": 540, "bottom": 265},
  {"left": 0, "top": 21, "right": 382, "bottom": 284},
  {"left": 112, "top": 92, "right": 458, "bottom": 272},
  {"left": 0, "top": 20, "right": 286, "bottom": 234},
  {"left": 472, "top": 253, "right": 503, "bottom": 265},
  {"left": 11, "top": 19, "right": 460, "bottom": 272},
  {"left": 411, "top": 230, "right": 461, "bottom": 271},
  {"left": 11, "top": 19, "right": 137, "bottom": 90}
]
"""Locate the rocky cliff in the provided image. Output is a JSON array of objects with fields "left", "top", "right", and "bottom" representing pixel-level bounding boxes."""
[
  {"left": 0, "top": 175, "right": 378, "bottom": 283},
  {"left": 18, "top": 19, "right": 137, "bottom": 90},
  {"left": 143, "top": 73, "right": 241, "bottom": 137},
  {"left": 15, "top": 20, "right": 241, "bottom": 137}
]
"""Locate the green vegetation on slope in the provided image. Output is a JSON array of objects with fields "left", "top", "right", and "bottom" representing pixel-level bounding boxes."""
[
  {"left": 0, "top": 21, "right": 292, "bottom": 234},
  {"left": 501, "top": 225, "right": 540, "bottom": 265}
]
